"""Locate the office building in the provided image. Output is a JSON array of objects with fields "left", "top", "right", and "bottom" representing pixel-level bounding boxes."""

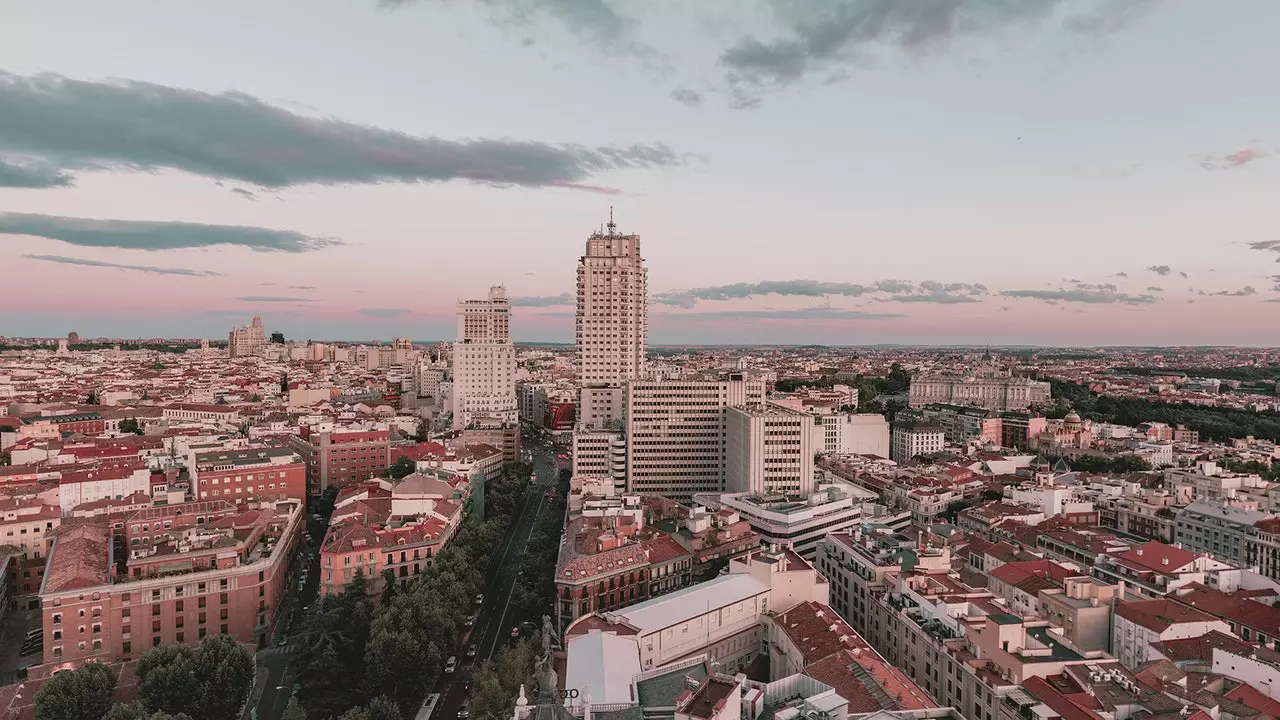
[
  {"left": 624, "top": 375, "right": 765, "bottom": 501},
  {"left": 696, "top": 480, "right": 884, "bottom": 560},
  {"left": 452, "top": 286, "right": 518, "bottom": 429},
  {"left": 572, "top": 426, "right": 626, "bottom": 488},
  {"left": 726, "top": 404, "right": 815, "bottom": 496},
  {"left": 227, "top": 316, "right": 266, "bottom": 358}
]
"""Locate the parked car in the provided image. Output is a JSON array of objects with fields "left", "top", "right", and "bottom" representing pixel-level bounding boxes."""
[
  {"left": 510, "top": 627, "right": 520, "bottom": 638},
  {"left": 444, "top": 656, "right": 458, "bottom": 673},
  {"left": 464, "top": 615, "right": 475, "bottom": 627},
  {"left": 475, "top": 593, "right": 484, "bottom": 605},
  {"left": 458, "top": 707, "right": 471, "bottom": 719},
  {"left": 466, "top": 644, "right": 477, "bottom": 658}
]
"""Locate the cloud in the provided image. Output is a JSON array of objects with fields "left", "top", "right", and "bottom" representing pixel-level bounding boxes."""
[
  {"left": 380, "top": 0, "right": 656, "bottom": 55},
  {"left": 1074, "top": 282, "right": 1117, "bottom": 291},
  {"left": 230, "top": 187, "right": 258, "bottom": 201},
  {"left": 1272, "top": 275, "right": 1280, "bottom": 292},
  {"left": 1000, "top": 288, "right": 1159, "bottom": 305},
  {"left": 289, "top": 285, "right": 316, "bottom": 291},
  {"left": 23, "top": 253, "right": 221, "bottom": 277},
  {"left": 358, "top": 308, "right": 413, "bottom": 317},
  {"left": 0, "top": 70, "right": 684, "bottom": 191},
  {"left": 652, "top": 279, "right": 880, "bottom": 308},
  {"left": 1200, "top": 148, "right": 1268, "bottom": 170},
  {"left": 1115, "top": 271, "right": 1128, "bottom": 278},
  {"left": 1178, "top": 271, "right": 1188, "bottom": 278},
  {"left": 1208, "top": 285, "right": 1257, "bottom": 297},
  {"left": 1251, "top": 240, "right": 1280, "bottom": 262},
  {"left": 0, "top": 158, "right": 74, "bottom": 188},
  {"left": 235, "top": 296, "right": 314, "bottom": 303},
  {"left": 1147, "top": 265, "right": 1171, "bottom": 276},
  {"left": 510, "top": 292, "right": 574, "bottom": 307},
  {"left": 888, "top": 281, "right": 988, "bottom": 304},
  {"left": 671, "top": 89, "right": 704, "bottom": 106},
  {"left": 659, "top": 307, "right": 904, "bottom": 321},
  {"left": 1146, "top": 286, "right": 1163, "bottom": 292},
  {"left": 0, "top": 212, "right": 339, "bottom": 253},
  {"left": 719, "top": 0, "right": 1153, "bottom": 105}
]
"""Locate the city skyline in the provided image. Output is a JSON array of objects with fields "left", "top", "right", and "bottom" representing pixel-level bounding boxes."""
[{"left": 2, "top": 0, "right": 1280, "bottom": 345}]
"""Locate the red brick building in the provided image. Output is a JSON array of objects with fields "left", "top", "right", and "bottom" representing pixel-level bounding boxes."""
[
  {"left": 23, "top": 412, "right": 106, "bottom": 437},
  {"left": 289, "top": 426, "right": 391, "bottom": 495},
  {"left": 38, "top": 499, "right": 303, "bottom": 665},
  {"left": 190, "top": 447, "right": 307, "bottom": 502}
]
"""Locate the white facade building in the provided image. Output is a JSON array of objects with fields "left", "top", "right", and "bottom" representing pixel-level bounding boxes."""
[
  {"left": 572, "top": 426, "right": 627, "bottom": 490},
  {"left": 695, "top": 482, "right": 880, "bottom": 560},
  {"left": 890, "top": 422, "right": 946, "bottom": 462},
  {"left": 576, "top": 218, "right": 647, "bottom": 389},
  {"left": 908, "top": 374, "right": 1050, "bottom": 410},
  {"left": 813, "top": 413, "right": 890, "bottom": 457},
  {"left": 726, "top": 404, "right": 815, "bottom": 496},
  {"left": 451, "top": 286, "right": 517, "bottom": 429},
  {"left": 624, "top": 375, "right": 765, "bottom": 501}
]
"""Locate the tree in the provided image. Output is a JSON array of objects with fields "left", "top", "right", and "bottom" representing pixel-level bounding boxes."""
[
  {"left": 120, "top": 418, "right": 143, "bottom": 435},
  {"left": 282, "top": 698, "right": 307, "bottom": 720},
  {"left": 104, "top": 702, "right": 193, "bottom": 720},
  {"left": 190, "top": 635, "right": 255, "bottom": 720},
  {"left": 388, "top": 456, "right": 416, "bottom": 480},
  {"left": 35, "top": 661, "right": 117, "bottom": 720},
  {"left": 281, "top": 373, "right": 290, "bottom": 393},
  {"left": 134, "top": 635, "right": 253, "bottom": 720},
  {"left": 135, "top": 645, "right": 199, "bottom": 717},
  {"left": 86, "top": 390, "right": 100, "bottom": 405},
  {"left": 366, "top": 695, "right": 403, "bottom": 720},
  {"left": 381, "top": 569, "right": 398, "bottom": 605}
]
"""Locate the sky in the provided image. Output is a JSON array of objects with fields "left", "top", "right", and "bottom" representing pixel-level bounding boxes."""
[{"left": 1, "top": 0, "right": 1278, "bottom": 346}]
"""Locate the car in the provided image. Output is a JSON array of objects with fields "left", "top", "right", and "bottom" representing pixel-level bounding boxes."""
[
  {"left": 444, "top": 656, "right": 458, "bottom": 673},
  {"left": 277, "top": 636, "right": 289, "bottom": 648},
  {"left": 475, "top": 593, "right": 484, "bottom": 605},
  {"left": 458, "top": 707, "right": 471, "bottom": 719},
  {"left": 466, "top": 644, "right": 477, "bottom": 658},
  {"left": 510, "top": 627, "right": 520, "bottom": 638},
  {"left": 464, "top": 615, "right": 475, "bottom": 627}
]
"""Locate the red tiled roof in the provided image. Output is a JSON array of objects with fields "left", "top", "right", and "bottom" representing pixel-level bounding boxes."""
[
  {"left": 1225, "top": 683, "right": 1280, "bottom": 717},
  {"left": 1115, "top": 598, "right": 1222, "bottom": 633},
  {"left": 1148, "top": 630, "right": 1253, "bottom": 663},
  {"left": 45, "top": 522, "right": 111, "bottom": 593},
  {"left": 1115, "top": 541, "right": 1200, "bottom": 575},
  {"left": 1022, "top": 676, "right": 1105, "bottom": 720},
  {"left": 805, "top": 649, "right": 937, "bottom": 713},
  {"left": 1171, "top": 584, "right": 1280, "bottom": 636}
]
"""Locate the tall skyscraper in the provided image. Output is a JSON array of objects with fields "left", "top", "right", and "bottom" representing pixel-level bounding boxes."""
[
  {"left": 228, "top": 316, "right": 266, "bottom": 358},
  {"left": 576, "top": 211, "right": 647, "bottom": 426},
  {"left": 451, "top": 286, "right": 517, "bottom": 429}
]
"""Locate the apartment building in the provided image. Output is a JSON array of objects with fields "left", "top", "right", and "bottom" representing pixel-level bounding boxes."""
[
  {"left": 319, "top": 473, "right": 467, "bottom": 598},
  {"left": 161, "top": 404, "right": 242, "bottom": 426},
  {"left": 919, "top": 404, "right": 1002, "bottom": 444},
  {"left": 909, "top": 375, "right": 1050, "bottom": 411},
  {"left": 1, "top": 496, "right": 60, "bottom": 601},
  {"left": 289, "top": 425, "right": 391, "bottom": 495},
  {"left": 189, "top": 447, "right": 306, "bottom": 502},
  {"left": 890, "top": 421, "right": 945, "bottom": 463},
  {"left": 725, "top": 404, "right": 815, "bottom": 496},
  {"left": 452, "top": 286, "right": 518, "bottom": 430},
  {"left": 1112, "top": 598, "right": 1230, "bottom": 668},
  {"left": 576, "top": 219, "right": 647, "bottom": 388},
  {"left": 39, "top": 498, "right": 303, "bottom": 664},
  {"left": 58, "top": 463, "right": 153, "bottom": 515},
  {"left": 624, "top": 375, "right": 765, "bottom": 501}
]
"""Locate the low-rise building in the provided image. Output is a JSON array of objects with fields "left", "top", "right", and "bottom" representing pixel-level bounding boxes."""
[
  {"left": 189, "top": 447, "right": 307, "bottom": 502},
  {"left": 1111, "top": 598, "right": 1231, "bottom": 669}
]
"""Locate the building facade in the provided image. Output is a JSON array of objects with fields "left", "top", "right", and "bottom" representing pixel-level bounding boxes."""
[
  {"left": 624, "top": 376, "right": 765, "bottom": 501},
  {"left": 726, "top": 404, "right": 815, "bottom": 496},
  {"left": 228, "top": 316, "right": 266, "bottom": 358},
  {"left": 890, "top": 421, "right": 946, "bottom": 463},
  {"left": 189, "top": 447, "right": 307, "bottom": 502},
  {"left": 289, "top": 426, "right": 391, "bottom": 496},
  {"left": 908, "top": 375, "right": 1050, "bottom": 411},
  {"left": 452, "top": 286, "right": 518, "bottom": 430},
  {"left": 576, "top": 218, "right": 647, "bottom": 389}
]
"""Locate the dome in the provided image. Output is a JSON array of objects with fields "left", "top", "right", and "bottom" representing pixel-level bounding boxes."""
[{"left": 1064, "top": 411, "right": 1081, "bottom": 424}]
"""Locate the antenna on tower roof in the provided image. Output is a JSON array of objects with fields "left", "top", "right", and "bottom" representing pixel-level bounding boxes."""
[{"left": 607, "top": 206, "right": 616, "bottom": 236}]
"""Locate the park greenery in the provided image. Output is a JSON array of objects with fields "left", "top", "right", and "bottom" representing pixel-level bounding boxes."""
[
  {"left": 1112, "top": 365, "right": 1280, "bottom": 382},
  {"left": 774, "top": 363, "right": 912, "bottom": 420},
  {"left": 33, "top": 636, "right": 253, "bottom": 720},
  {"left": 292, "top": 461, "right": 544, "bottom": 719},
  {"left": 1046, "top": 379, "right": 1280, "bottom": 444},
  {"left": 119, "top": 418, "right": 144, "bottom": 435}
]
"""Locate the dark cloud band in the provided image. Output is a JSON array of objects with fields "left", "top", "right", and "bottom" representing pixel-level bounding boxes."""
[
  {"left": 0, "top": 212, "right": 339, "bottom": 253},
  {"left": 0, "top": 70, "right": 683, "bottom": 190}
]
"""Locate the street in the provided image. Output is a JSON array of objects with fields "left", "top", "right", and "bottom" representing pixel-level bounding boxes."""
[{"left": 432, "top": 441, "right": 561, "bottom": 720}]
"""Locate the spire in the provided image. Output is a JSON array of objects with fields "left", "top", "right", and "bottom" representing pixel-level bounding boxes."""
[{"left": 607, "top": 206, "right": 616, "bottom": 236}]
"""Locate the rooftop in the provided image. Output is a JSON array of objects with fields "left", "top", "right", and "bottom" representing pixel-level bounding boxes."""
[{"left": 609, "top": 573, "right": 768, "bottom": 634}]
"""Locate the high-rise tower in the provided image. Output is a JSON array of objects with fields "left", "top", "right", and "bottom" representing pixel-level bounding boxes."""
[
  {"left": 575, "top": 211, "right": 647, "bottom": 426},
  {"left": 452, "top": 285, "right": 517, "bottom": 429}
]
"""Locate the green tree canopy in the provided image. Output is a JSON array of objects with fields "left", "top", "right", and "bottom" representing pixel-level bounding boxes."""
[
  {"left": 103, "top": 702, "right": 193, "bottom": 720},
  {"left": 388, "top": 456, "right": 417, "bottom": 480},
  {"left": 134, "top": 635, "right": 253, "bottom": 720},
  {"left": 35, "top": 662, "right": 118, "bottom": 720}
]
